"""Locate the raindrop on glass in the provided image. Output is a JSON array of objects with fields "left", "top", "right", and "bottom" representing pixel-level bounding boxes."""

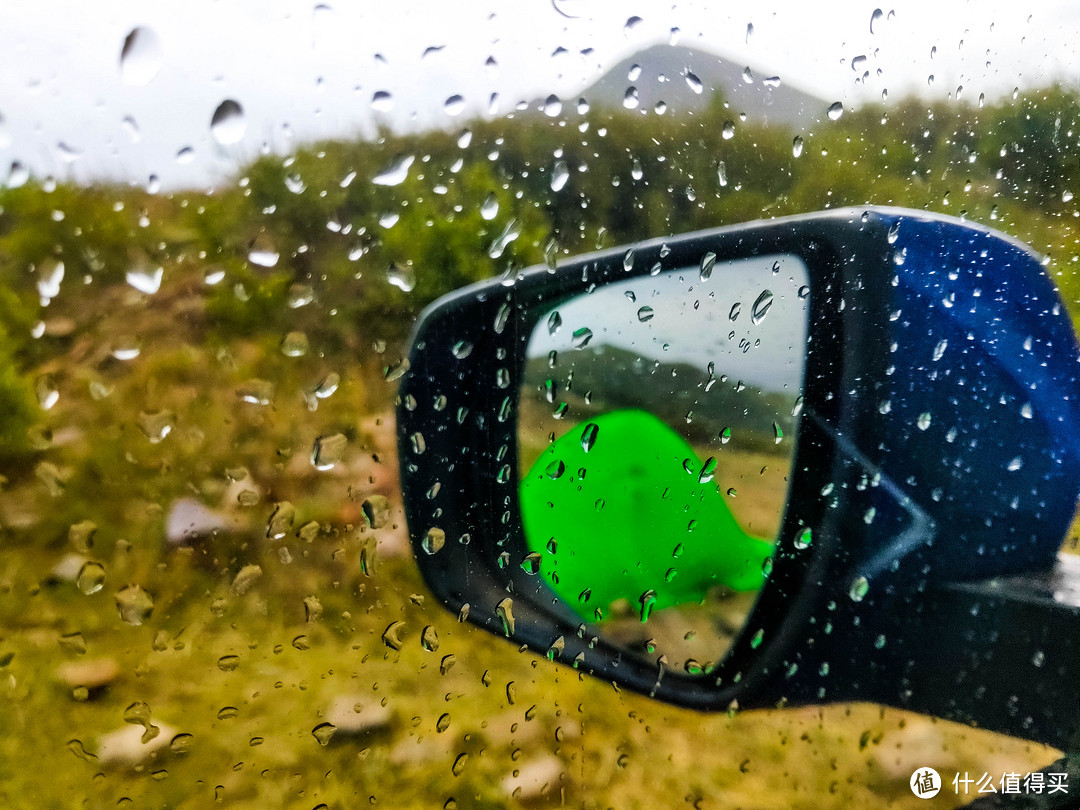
[
  {"left": 280, "top": 331, "right": 309, "bottom": 357},
  {"left": 386, "top": 263, "right": 416, "bottom": 292},
  {"left": 371, "top": 90, "right": 393, "bottom": 112},
  {"left": 751, "top": 290, "right": 774, "bottom": 324},
  {"left": 120, "top": 27, "right": 162, "bottom": 86},
  {"left": 372, "top": 154, "right": 414, "bottom": 186},
  {"left": 849, "top": 576, "right": 869, "bottom": 602},
  {"left": 551, "top": 160, "right": 570, "bottom": 192},
  {"left": 699, "top": 252, "right": 716, "bottom": 282},
  {"left": 210, "top": 100, "right": 246, "bottom": 145},
  {"left": 76, "top": 561, "right": 106, "bottom": 595},
  {"left": 443, "top": 95, "right": 466, "bottom": 116},
  {"left": 310, "top": 433, "right": 347, "bottom": 471}
]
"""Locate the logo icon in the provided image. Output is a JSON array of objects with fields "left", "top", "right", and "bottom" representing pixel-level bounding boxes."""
[{"left": 911, "top": 768, "right": 941, "bottom": 799}]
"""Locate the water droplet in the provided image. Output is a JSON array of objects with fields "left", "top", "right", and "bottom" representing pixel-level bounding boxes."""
[
  {"left": 480, "top": 193, "right": 499, "bottom": 220},
  {"left": 722, "top": 121, "right": 735, "bottom": 139},
  {"left": 751, "top": 290, "right": 774, "bottom": 324},
  {"left": 247, "top": 235, "right": 279, "bottom": 267},
  {"left": 35, "top": 374, "right": 59, "bottom": 410},
  {"left": 137, "top": 410, "right": 174, "bottom": 443},
  {"left": 750, "top": 628, "right": 764, "bottom": 649},
  {"left": 310, "top": 433, "right": 347, "bottom": 471},
  {"left": 280, "top": 331, "right": 309, "bottom": 357},
  {"left": 217, "top": 655, "right": 240, "bottom": 672},
  {"left": 452, "top": 752, "right": 469, "bottom": 776},
  {"left": 1007, "top": 457, "right": 1023, "bottom": 472},
  {"left": 684, "top": 71, "right": 703, "bottom": 94},
  {"left": 623, "top": 87, "right": 639, "bottom": 109},
  {"left": 826, "top": 102, "right": 844, "bottom": 121},
  {"left": 267, "top": 501, "right": 296, "bottom": 540},
  {"left": 639, "top": 589, "right": 657, "bottom": 622},
  {"left": 176, "top": 146, "right": 195, "bottom": 164},
  {"left": 1021, "top": 402, "right": 1033, "bottom": 419},
  {"left": 571, "top": 327, "right": 593, "bottom": 349},
  {"left": 916, "top": 412, "right": 932, "bottom": 431},
  {"left": 792, "top": 136, "right": 804, "bottom": 158},
  {"left": 580, "top": 422, "right": 599, "bottom": 452},
  {"left": 373, "top": 154, "right": 414, "bottom": 186},
  {"left": 543, "top": 94, "right": 562, "bottom": 117},
  {"left": 76, "top": 561, "right": 106, "bottom": 594},
  {"left": 544, "top": 238, "right": 558, "bottom": 272},
  {"left": 793, "top": 527, "right": 812, "bottom": 550},
  {"left": 378, "top": 211, "right": 400, "bottom": 228},
  {"left": 631, "top": 157, "right": 643, "bottom": 181},
  {"left": 422, "top": 528, "right": 446, "bottom": 555},
  {"left": 496, "top": 597, "right": 515, "bottom": 636},
  {"left": 487, "top": 219, "right": 521, "bottom": 258},
  {"left": 386, "top": 263, "right": 416, "bottom": 292},
  {"left": 870, "top": 8, "right": 884, "bottom": 33},
  {"left": 520, "top": 552, "right": 542, "bottom": 575},
  {"left": 637, "top": 306, "right": 654, "bottom": 322},
  {"left": 436, "top": 713, "right": 451, "bottom": 732},
  {"left": 849, "top": 576, "right": 869, "bottom": 602},
  {"left": 443, "top": 94, "right": 466, "bottom": 116},
  {"left": 126, "top": 265, "right": 163, "bottom": 295},
  {"left": 716, "top": 161, "right": 728, "bottom": 187},
  {"left": 698, "top": 457, "right": 717, "bottom": 484},
  {"left": 210, "top": 100, "right": 245, "bottom": 145},
  {"left": 699, "top": 252, "right": 716, "bottom": 282},
  {"left": 371, "top": 90, "right": 393, "bottom": 112},
  {"left": 773, "top": 422, "right": 783, "bottom": 443},
  {"left": 545, "top": 459, "right": 565, "bottom": 479},
  {"left": 120, "top": 27, "right": 162, "bottom": 86},
  {"left": 421, "top": 625, "right": 440, "bottom": 652},
  {"left": 382, "top": 621, "right": 406, "bottom": 650},
  {"left": 115, "top": 585, "right": 154, "bottom": 625},
  {"left": 551, "top": 160, "right": 570, "bottom": 192},
  {"left": 452, "top": 340, "right": 474, "bottom": 359},
  {"left": 312, "top": 722, "right": 337, "bottom": 746},
  {"left": 6, "top": 161, "right": 29, "bottom": 189}
]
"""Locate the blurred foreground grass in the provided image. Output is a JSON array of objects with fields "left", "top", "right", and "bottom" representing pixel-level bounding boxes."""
[{"left": 0, "top": 535, "right": 1059, "bottom": 810}]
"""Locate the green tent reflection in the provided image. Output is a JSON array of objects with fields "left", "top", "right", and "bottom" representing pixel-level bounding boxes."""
[{"left": 520, "top": 409, "right": 775, "bottom": 621}]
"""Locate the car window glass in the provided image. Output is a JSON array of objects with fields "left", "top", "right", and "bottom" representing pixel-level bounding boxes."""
[{"left": 0, "top": 3, "right": 1073, "bottom": 807}]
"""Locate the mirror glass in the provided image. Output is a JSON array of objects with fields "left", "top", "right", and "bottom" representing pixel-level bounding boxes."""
[{"left": 517, "top": 253, "right": 810, "bottom": 677}]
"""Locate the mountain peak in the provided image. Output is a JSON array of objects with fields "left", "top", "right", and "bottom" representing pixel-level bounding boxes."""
[{"left": 575, "top": 43, "right": 829, "bottom": 129}]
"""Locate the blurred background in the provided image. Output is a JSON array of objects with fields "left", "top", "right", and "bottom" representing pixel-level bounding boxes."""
[{"left": 1, "top": 2, "right": 1078, "bottom": 807}]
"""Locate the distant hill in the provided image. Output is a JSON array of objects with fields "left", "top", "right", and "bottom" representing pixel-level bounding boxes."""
[
  {"left": 573, "top": 43, "right": 828, "bottom": 130},
  {"left": 523, "top": 342, "right": 796, "bottom": 455}
]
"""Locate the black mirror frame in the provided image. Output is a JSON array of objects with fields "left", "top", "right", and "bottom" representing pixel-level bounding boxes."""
[
  {"left": 397, "top": 206, "right": 1080, "bottom": 745},
  {"left": 397, "top": 207, "right": 901, "bottom": 707}
]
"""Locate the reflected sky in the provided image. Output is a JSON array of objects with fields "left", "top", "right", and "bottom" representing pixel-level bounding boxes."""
[{"left": 526, "top": 254, "right": 809, "bottom": 393}]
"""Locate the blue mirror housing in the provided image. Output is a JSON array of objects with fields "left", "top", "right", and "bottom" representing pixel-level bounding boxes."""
[{"left": 867, "top": 212, "right": 1080, "bottom": 581}]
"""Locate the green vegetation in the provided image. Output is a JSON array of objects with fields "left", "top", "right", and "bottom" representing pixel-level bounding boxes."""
[{"left": 0, "top": 86, "right": 1078, "bottom": 807}]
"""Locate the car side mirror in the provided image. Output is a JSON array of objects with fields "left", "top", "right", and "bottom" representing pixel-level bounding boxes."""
[{"left": 396, "top": 207, "right": 1080, "bottom": 746}]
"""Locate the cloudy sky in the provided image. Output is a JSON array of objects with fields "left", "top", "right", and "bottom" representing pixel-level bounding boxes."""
[{"left": 2, "top": 0, "right": 1079, "bottom": 189}]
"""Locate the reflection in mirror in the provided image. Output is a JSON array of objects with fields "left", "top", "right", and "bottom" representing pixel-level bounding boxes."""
[{"left": 518, "top": 254, "right": 810, "bottom": 676}]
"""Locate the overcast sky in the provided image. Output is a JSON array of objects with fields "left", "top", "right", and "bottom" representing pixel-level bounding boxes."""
[{"left": 3, "top": 0, "right": 1079, "bottom": 190}]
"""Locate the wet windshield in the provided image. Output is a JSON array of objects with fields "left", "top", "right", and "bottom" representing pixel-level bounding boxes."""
[{"left": 1, "top": 2, "right": 1077, "bottom": 807}]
